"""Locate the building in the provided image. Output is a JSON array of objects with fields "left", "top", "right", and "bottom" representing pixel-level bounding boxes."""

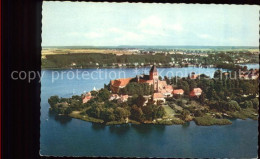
[
  {"left": 111, "top": 65, "right": 171, "bottom": 93},
  {"left": 109, "top": 94, "right": 120, "bottom": 101},
  {"left": 190, "top": 88, "right": 202, "bottom": 97},
  {"left": 239, "top": 69, "right": 259, "bottom": 80},
  {"left": 82, "top": 92, "right": 92, "bottom": 104},
  {"left": 110, "top": 77, "right": 133, "bottom": 93},
  {"left": 110, "top": 65, "right": 174, "bottom": 103},
  {"left": 190, "top": 72, "right": 199, "bottom": 79},
  {"left": 152, "top": 93, "right": 165, "bottom": 103},
  {"left": 172, "top": 89, "right": 184, "bottom": 95},
  {"left": 118, "top": 95, "right": 129, "bottom": 103}
]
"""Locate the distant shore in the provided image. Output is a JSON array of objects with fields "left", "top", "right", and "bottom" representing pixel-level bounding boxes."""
[{"left": 41, "top": 63, "right": 259, "bottom": 70}]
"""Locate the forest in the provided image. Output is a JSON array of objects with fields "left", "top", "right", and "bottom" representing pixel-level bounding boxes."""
[{"left": 42, "top": 52, "right": 258, "bottom": 69}]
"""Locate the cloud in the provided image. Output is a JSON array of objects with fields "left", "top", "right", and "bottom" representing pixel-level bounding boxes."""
[
  {"left": 84, "top": 32, "right": 104, "bottom": 38},
  {"left": 66, "top": 32, "right": 80, "bottom": 37},
  {"left": 141, "top": 29, "right": 168, "bottom": 37},
  {"left": 168, "top": 24, "right": 183, "bottom": 32},
  {"left": 139, "top": 16, "right": 162, "bottom": 29},
  {"left": 108, "top": 28, "right": 125, "bottom": 34},
  {"left": 113, "top": 32, "right": 144, "bottom": 44},
  {"left": 138, "top": 15, "right": 184, "bottom": 37},
  {"left": 197, "top": 34, "right": 210, "bottom": 39}
]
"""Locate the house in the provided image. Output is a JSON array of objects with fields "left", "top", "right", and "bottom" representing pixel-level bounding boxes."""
[
  {"left": 190, "top": 88, "right": 202, "bottom": 97},
  {"left": 118, "top": 95, "right": 129, "bottom": 103},
  {"left": 152, "top": 93, "right": 165, "bottom": 103},
  {"left": 160, "top": 85, "right": 173, "bottom": 97},
  {"left": 249, "top": 74, "right": 259, "bottom": 79},
  {"left": 172, "top": 89, "right": 184, "bottom": 95},
  {"left": 239, "top": 69, "right": 259, "bottom": 80},
  {"left": 223, "top": 72, "right": 229, "bottom": 76},
  {"left": 110, "top": 78, "right": 133, "bottom": 93},
  {"left": 109, "top": 94, "right": 120, "bottom": 101},
  {"left": 190, "top": 72, "right": 199, "bottom": 79},
  {"left": 82, "top": 92, "right": 92, "bottom": 104}
]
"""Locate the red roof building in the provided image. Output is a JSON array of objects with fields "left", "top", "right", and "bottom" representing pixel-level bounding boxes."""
[
  {"left": 83, "top": 92, "right": 93, "bottom": 104},
  {"left": 110, "top": 78, "right": 133, "bottom": 93},
  {"left": 190, "top": 88, "right": 202, "bottom": 97},
  {"left": 118, "top": 95, "right": 129, "bottom": 103},
  {"left": 172, "top": 89, "right": 184, "bottom": 95},
  {"left": 152, "top": 93, "right": 165, "bottom": 103}
]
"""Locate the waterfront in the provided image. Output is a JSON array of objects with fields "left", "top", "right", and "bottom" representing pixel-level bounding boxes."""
[{"left": 40, "top": 66, "right": 258, "bottom": 157}]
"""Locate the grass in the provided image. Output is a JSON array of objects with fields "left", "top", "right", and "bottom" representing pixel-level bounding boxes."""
[
  {"left": 163, "top": 105, "right": 175, "bottom": 118},
  {"left": 171, "top": 118, "right": 185, "bottom": 125},
  {"left": 69, "top": 112, "right": 104, "bottom": 124},
  {"left": 106, "top": 120, "right": 127, "bottom": 125},
  {"left": 155, "top": 120, "right": 173, "bottom": 125},
  {"left": 194, "top": 115, "right": 232, "bottom": 126}
]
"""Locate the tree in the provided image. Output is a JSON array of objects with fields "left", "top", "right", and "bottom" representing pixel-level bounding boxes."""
[
  {"left": 240, "top": 81, "right": 254, "bottom": 95},
  {"left": 176, "top": 99, "right": 186, "bottom": 107},
  {"left": 214, "top": 70, "right": 222, "bottom": 79},
  {"left": 189, "top": 80, "right": 197, "bottom": 91},
  {"left": 243, "top": 101, "right": 253, "bottom": 109},
  {"left": 199, "top": 93, "right": 206, "bottom": 104},
  {"left": 227, "top": 100, "right": 240, "bottom": 111},
  {"left": 136, "top": 95, "right": 146, "bottom": 107},
  {"left": 101, "top": 108, "right": 115, "bottom": 122},
  {"left": 199, "top": 74, "right": 210, "bottom": 79},
  {"left": 251, "top": 98, "right": 259, "bottom": 109},
  {"left": 60, "top": 97, "right": 69, "bottom": 103},
  {"left": 115, "top": 107, "right": 130, "bottom": 121},
  {"left": 48, "top": 95, "right": 60, "bottom": 106},
  {"left": 164, "top": 76, "right": 171, "bottom": 85},
  {"left": 104, "top": 101, "right": 117, "bottom": 109},
  {"left": 70, "top": 99, "right": 83, "bottom": 110},
  {"left": 194, "top": 110, "right": 203, "bottom": 117},
  {"left": 130, "top": 105, "right": 144, "bottom": 122},
  {"left": 155, "top": 106, "right": 166, "bottom": 118},
  {"left": 181, "top": 109, "right": 190, "bottom": 120},
  {"left": 72, "top": 95, "right": 82, "bottom": 101},
  {"left": 86, "top": 104, "right": 101, "bottom": 118},
  {"left": 97, "top": 88, "right": 111, "bottom": 101},
  {"left": 90, "top": 90, "right": 98, "bottom": 97},
  {"left": 178, "top": 81, "right": 190, "bottom": 95}
]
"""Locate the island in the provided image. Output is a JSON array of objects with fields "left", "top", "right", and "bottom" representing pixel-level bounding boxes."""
[{"left": 48, "top": 64, "right": 259, "bottom": 126}]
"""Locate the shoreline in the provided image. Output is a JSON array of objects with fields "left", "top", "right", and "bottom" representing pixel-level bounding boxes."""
[
  {"left": 66, "top": 112, "right": 257, "bottom": 126},
  {"left": 41, "top": 62, "right": 259, "bottom": 70},
  {"left": 66, "top": 108, "right": 258, "bottom": 126}
]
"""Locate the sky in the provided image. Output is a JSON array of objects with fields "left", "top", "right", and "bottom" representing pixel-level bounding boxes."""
[{"left": 42, "top": 2, "right": 259, "bottom": 46}]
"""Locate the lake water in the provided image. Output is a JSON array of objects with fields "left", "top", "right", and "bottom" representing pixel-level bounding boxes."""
[{"left": 40, "top": 67, "right": 258, "bottom": 158}]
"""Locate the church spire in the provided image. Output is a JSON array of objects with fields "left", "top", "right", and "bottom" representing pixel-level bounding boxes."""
[
  {"left": 150, "top": 65, "right": 158, "bottom": 73},
  {"left": 149, "top": 65, "right": 158, "bottom": 80}
]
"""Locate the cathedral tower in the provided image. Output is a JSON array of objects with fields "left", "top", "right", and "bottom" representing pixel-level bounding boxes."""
[
  {"left": 149, "top": 65, "right": 158, "bottom": 80},
  {"left": 149, "top": 65, "right": 159, "bottom": 92}
]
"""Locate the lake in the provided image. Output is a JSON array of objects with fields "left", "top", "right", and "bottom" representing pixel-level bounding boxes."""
[{"left": 40, "top": 66, "right": 258, "bottom": 158}]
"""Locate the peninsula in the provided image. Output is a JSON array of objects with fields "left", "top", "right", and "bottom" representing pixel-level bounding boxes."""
[{"left": 48, "top": 65, "right": 259, "bottom": 126}]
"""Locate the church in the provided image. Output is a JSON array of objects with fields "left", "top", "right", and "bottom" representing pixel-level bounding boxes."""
[{"left": 110, "top": 65, "right": 173, "bottom": 100}]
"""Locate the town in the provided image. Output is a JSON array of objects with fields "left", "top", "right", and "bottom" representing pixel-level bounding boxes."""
[
  {"left": 42, "top": 47, "right": 259, "bottom": 70},
  {"left": 83, "top": 65, "right": 204, "bottom": 106}
]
